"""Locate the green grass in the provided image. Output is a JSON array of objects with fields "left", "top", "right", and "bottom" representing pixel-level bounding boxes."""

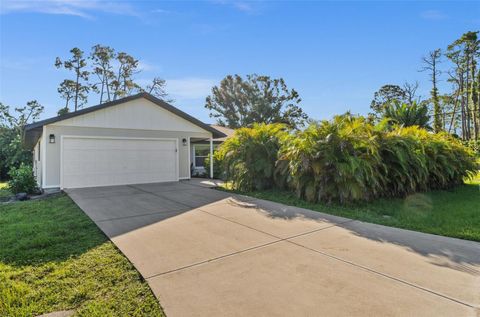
[
  {"left": 0, "top": 194, "right": 164, "bottom": 317},
  {"left": 220, "top": 174, "right": 480, "bottom": 242}
]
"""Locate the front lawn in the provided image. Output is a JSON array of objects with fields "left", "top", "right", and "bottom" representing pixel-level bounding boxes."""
[
  {"left": 0, "top": 194, "right": 164, "bottom": 317},
  {"left": 220, "top": 175, "right": 480, "bottom": 242}
]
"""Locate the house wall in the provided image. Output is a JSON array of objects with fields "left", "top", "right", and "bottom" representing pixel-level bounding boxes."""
[
  {"left": 43, "top": 125, "right": 211, "bottom": 187},
  {"left": 40, "top": 98, "right": 214, "bottom": 188},
  {"left": 54, "top": 97, "right": 208, "bottom": 133}
]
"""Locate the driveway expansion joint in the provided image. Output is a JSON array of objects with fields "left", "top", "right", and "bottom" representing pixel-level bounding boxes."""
[
  {"left": 282, "top": 239, "right": 477, "bottom": 309},
  {"left": 151, "top": 205, "right": 477, "bottom": 309}
]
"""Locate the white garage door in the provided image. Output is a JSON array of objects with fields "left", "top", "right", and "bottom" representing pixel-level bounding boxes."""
[{"left": 62, "top": 137, "right": 178, "bottom": 188}]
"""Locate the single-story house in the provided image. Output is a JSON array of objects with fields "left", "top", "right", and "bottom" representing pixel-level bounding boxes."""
[{"left": 24, "top": 93, "right": 226, "bottom": 190}]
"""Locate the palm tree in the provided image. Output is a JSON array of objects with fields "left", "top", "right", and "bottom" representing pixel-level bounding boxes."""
[{"left": 383, "top": 100, "right": 431, "bottom": 130}]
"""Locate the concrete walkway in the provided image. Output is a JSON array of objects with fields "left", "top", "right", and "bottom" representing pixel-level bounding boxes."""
[{"left": 66, "top": 181, "right": 480, "bottom": 317}]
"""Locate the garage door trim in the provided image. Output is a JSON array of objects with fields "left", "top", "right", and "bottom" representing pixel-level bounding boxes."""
[{"left": 60, "top": 135, "right": 179, "bottom": 189}]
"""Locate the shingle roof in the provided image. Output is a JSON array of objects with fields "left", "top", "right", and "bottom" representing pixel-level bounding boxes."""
[{"left": 210, "top": 124, "right": 234, "bottom": 142}]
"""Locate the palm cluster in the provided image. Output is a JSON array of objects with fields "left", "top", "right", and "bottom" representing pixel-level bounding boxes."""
[
  {"left": 215, "top": 123, "right": 288, "bottom": 191},
  {"left": 216, "top": 116, "right": 477, "bottom": 204},
  {"left": 383, "top": 100, "right": 431, "bottom": 130}
]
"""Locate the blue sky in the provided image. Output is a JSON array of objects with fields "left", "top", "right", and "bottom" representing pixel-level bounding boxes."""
[{"left": 0, "top": 0, "right": 479, "bottom": 123}]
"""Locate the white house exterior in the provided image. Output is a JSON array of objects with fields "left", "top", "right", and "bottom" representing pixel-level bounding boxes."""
[{"left": 24, "top": 93, "right": 225, "bottom": 189}]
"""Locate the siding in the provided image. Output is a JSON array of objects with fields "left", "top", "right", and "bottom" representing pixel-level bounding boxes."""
[
  {"left": 43, "top": 126, "right": 211, "bottom": 187},
  {"left": 54, "top": 98, "right": 208, "bottom": 133}
]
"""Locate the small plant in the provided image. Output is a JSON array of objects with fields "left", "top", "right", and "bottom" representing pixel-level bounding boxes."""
[{"left": 8, "top": 164, "right": 38, "bottom": 194}]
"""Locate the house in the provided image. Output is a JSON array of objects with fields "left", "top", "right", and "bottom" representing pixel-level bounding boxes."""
[
  {"left": 190, "top": 125, "right": 234, "bottom": 176},
  {"left": 24, "top": 93, "right": 226, "bottom": 190}
]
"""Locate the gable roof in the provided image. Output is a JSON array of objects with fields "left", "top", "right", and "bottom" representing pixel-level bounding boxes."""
[{"left": 24, "top": 93, "right": 225, "bottom": 148}]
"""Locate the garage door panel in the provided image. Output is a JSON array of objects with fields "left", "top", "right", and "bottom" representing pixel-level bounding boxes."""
[{"left": 62, "top": 137, "right": 178, "bottom": 188}]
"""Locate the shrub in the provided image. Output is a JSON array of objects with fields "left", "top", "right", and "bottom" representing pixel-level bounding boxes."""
[
  {"left": 382, "top": 100, "right": 431, "bottom": 130},
  {"left": 464, "top": 139, "right": 480, "bottom": 157},
  {"left": 278, "top": 115, "right": 478, "bottom": 204},
  {"left": 378, "top": 128, "right": 428, "bottom": 196},
  {"left": 205, "top": 152, "right": 224, "bottom": 179},
  {"left": 215, "top": 123, "right": 288, "bottom": 191},
  {"left": 8, "top": 164, "right": 38, "bottom": 194},
  {"left": 0, "top": 128, "right": 32, "bottom": 180},
  {"left": 279, "top": 115, "right": 386, "bottom": 203}
]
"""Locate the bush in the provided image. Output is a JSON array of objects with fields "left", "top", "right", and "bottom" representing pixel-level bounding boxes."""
[
  {"left": 204, "top": 153, "right": 223, "bottom": 179},
  {"left": 278, "top": 115, "right": 478, "bottom": 204},
  {"left": 279, "top": 115, "right": 386, "bottom": 203},
  {"left": 394, "top": 128, "right": 476, "bottom": 190},
  {"left": 0, "top": 128, "right": 32, "bottom": 180},
  {"left": 215, "top": 123, "right": 289, "bottom": 191},
  {"left": 8, "top": 164, "right": 38, "bottom": 194},
  {"left": 464, "top": 139, "right": 480, "bottom": 157}
]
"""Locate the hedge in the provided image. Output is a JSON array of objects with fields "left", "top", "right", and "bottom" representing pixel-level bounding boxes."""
[{"left": 216, "top": 116, "right": 477, "bottom": 204}]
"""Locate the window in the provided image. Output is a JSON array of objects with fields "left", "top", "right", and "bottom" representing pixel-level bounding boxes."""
[{"left": 194, "top": 146, "right": 209, "bottom": 167}]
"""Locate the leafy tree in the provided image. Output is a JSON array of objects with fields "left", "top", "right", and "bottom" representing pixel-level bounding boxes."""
[
  {"left": 143, "top": 77, "right": 172, "bottom": 101},
  {"left": 383, "top": 100, "right": 431, "bottom": 129},
  {"left": 446, "top": 31, "right": 480, "bottom": 140},
  {"left": 55, "top": 47, "right": 89, "bottom": 111},
  {"left": 370, "top": 84, "right": 407, "bottom": 114},
  {"left": 90, "top": 44, "right": 115, "bottom": 104},
  {"left": 110, "top": 52, "right": 141, "bottom": 100},
  {"left": 205, "top": 74, "right": 308, "bottom": 129},
  {"left": 438, "top": 93, "right": 457, "bottom": 132},
  {"left": 56, "top": 79, "right": 76, "bottom": 113},
  {"left": 0, "top": 101, "right": 44, "bottom": 179},
  {"left": 55, "top": 45, "right": 170, "bottom": 106},
  {"left": 370, "top": 82, "right": 422, "bottom": 115},
  {"left": 421, "top": 49, "right": 443, "bottom": 133},
  {"left": 57, "top": 107, "right": 70, "bottom": 116}
]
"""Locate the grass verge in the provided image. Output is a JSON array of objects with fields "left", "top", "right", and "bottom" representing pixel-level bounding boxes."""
[
  {"left": 220, "top": 174, "right": 480, "bottom": 242},
  {"left": 0, "top": 194, "right": 164, "bottom": 317}
]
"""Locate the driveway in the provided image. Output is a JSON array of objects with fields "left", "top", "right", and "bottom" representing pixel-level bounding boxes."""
[{"left": 66, "top": 181, "right": 480, "bottom": 317}]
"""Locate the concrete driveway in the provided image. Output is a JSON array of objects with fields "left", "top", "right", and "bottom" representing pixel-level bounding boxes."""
[{"left": 66, "top": 180, "right": 480, "bottom": 317}]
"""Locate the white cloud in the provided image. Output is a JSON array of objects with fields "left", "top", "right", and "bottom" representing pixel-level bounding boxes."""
[
  {"left": 210, "top": 0, "right": 261, "bottom": 14},
  {"left": 151, "top": 9, "right": 171, "bottom": 14},
  {"left": 420, "top": 10, "right": 448, "bottom": 21},
  {"left": 233, "top": 2, "right": 253, "bottom": 13},
  {"left": 0, "top": 0, "right": 138, "bottom": 18},
  {"left": 166, "top": 78, "right": 217, "bottom": 99}
]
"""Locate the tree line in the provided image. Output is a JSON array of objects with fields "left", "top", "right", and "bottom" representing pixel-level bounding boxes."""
[
  {"left": 369, "top": 31, "right": 479, "bottom": 141},
  {"left": 54, "top": 45, "right": 169, "bottom": 115}
]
